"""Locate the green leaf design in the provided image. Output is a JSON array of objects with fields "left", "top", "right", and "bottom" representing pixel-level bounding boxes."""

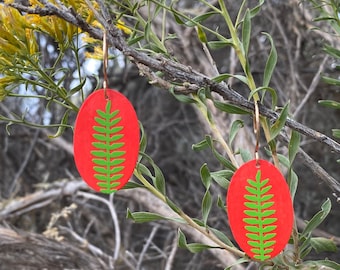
[
  {"left": 243, "top": 170, "right": 277, "bottom": 261},
  {"left": 91, "top": 100, "right": 126, "bottom": 193}
]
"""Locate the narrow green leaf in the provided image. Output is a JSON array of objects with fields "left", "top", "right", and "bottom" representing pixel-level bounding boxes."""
[
  {"left": 154, "top": 164, "right": 166, "bottom": 195},
  {"left": 332, "top": 129, "right": 340, "bottom": 138},
  {"left": 323, "top": 44, "right": 340, "bottom": 58},
  {"left": 270, "top": 103, "right": 289, "bottom": 140},
  {"left": 192, "top": 138, "right": 209, "bottom": 151},
  {"left": 262, "top": 33, "right": 277, "bottom": 87},
  {"left": 301, "top": 198, "right": 332, "bottom": 238},
  {"left": 209, "top": 227, "right": 235, "bottom": 247},
  {"left": 248, "top": 86, "right": 278, "bottom": 110},
  {"left": 322, "top": 76, "right": 340, "bottom": 86},
  {"left": 217, "top": 195, "right": 225, "bottom": 210},
  {"left": 178, "top": 229, "right": 187, "bottom": 248},
  {"left": 288, "top": 169, "right": 298, "bottom": 200},
  {"left": 171, "top": 6, "right": 185, "bottom": 25},
  {"left": 178, "top": 229, "right": 216, "bottom": 253},
  {"left": 48, "top": 110, "right": 70, "bottom": 138},
  {"left": 310, "top": 237, "right": 337, "bottom": 253},
  {"left": 211, "top": 73, "right": 248, "bottom": 84},
  {"left": 196, "top": 25, "right": 207, "bottom": 43},
  {"left": 187, "top": 243, "right": 216, "bottom": 253},
  {"left": 128, "top": 35, "right": 144, "bottom": 46},
  {"left": 240, "top": 148, "right": 252, "bottom": 162},
  {"left": 122, "top": 181, "right": 144, "bottom": 189},
  {"left": 127, "top": 210, "right": 167, "bottom": 223},
  {"left": 214, "top": 100, "right": 249, "bottom": 114},
  {"left": 202, "top": 190, "right": 212, "bottom": 225},
  {"left": 144, "top": 21, "right": 151, "bottom": 42},
  {"left": 139, "top": 152, "right": 166, "bottom": 195},
  {"left": 304, "top": 260, "right": 340, "bottom": 269},
  {"left": 229, "top": 120, "right": 244, "bottom": 145},
  {"left": 242, "top": 9, "right": 251, "bottom": 56},
  {"left": 139, "top": 121, "right": 147, "bottom": 157},
  {"left": 288, "top": 130, "right": 300, "bottom": 163},
  {"left": 186, "top": 11, "right": 218, "bottom": 26},
  {"left": 166, "top": 196, "right": 181, "bottom": 214},
  {"left": 205, "top": 135, "right": 237, "bottom": 170},
  {"left": 249, "top": 0, "right": 265, "bottom": 17},
  {"left": 207, "top": 40, "right": 233, "bottom": 50},
  {"left": 200, "top": 163, "right": 211, "bottom": 189},
  {"left": 210, "top": 170, "right": 232, "bottom": 189},
  {"left": 223, "top": 258, "right": 250, "bottom": 270},
  {"left": 318, "top": 99, "right": 340, "bottom": 110},
  {"left": 169, "top": 87, "right": 197, "bottom": 104}
]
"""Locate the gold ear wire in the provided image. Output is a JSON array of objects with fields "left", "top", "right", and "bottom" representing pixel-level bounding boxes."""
[
  {"left": 103, "top": 29, "right": 108, "bottom": 99},
  {"left": 253, "top": 100, "right": 260, "bottom": 166}
]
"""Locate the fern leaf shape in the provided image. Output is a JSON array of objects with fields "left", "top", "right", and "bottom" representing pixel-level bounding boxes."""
[
  {"left": 243, "top": 170, "right": 277, "bottom": 261},
  {"left": 91, "top": 100, "right": 126, "bottom": 193}
]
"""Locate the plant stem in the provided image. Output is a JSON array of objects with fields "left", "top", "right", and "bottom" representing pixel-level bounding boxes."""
[
  {"left": 194, "top": 95, "right": 239, "bottom": 168},
  {"left": 133, "top": 168, "right": 245, "bottom": 258},
  {"left": 218, "top": 0, "right": 280, "bottom": 168}
]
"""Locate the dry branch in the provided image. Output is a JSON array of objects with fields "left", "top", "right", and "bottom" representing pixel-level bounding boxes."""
[{"left": 0, "top": 226, "right": 108, "bottom": 270}]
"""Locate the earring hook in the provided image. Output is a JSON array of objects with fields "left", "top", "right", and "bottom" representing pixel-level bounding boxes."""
[
  {"left": 254, "top": 100, "right": 260, "bottom": 166},
  {"left": 103, "top": 29, "right": 109, "bottom": 99}
]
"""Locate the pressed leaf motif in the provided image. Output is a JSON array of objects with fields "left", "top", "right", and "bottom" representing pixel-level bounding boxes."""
[
  {"left": 226, "top": 160, "right": 294, "bottom": 261},
  {"left": 91, "top": 100, "right": 126, "bottom": 193},
  {"left": 243, "top": 170, "right": 277, "bottom": 261}
]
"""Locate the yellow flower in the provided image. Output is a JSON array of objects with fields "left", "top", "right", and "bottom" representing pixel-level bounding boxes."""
[
  {"left": 0, "top": 76, "right": 17, "bottom": 101},
  {"left": 0, "top": 6, "right": 36, "bottom": 59},
  {"left": 84, "top": 46, "right": 103, "bottom": 60},
  {"left": 116, "top": 19, "right": 132, "bottom": 35}
]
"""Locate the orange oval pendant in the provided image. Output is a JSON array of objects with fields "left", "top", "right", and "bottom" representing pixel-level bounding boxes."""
[
  {"left": 73, "top": 89, "right": 139, "bottom": 193},
  {"left": 226, "top": 159, "right": 293, "bottom": 261}
]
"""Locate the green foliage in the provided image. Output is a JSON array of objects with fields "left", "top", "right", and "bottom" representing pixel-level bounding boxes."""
[
  {"left": 309, "top": 0, "right": 340, "bottom": 142},
  {"left": 178, "top": 229, "right": 217, "bottom": 253}
]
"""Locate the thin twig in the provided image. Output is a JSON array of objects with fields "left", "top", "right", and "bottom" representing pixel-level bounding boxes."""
[
  {"left": 59, "top": 225, "right": 114, "bottom": 265},
  {"left": 136, "top": 224, "right": 160, "bottom": 270},
  {"left": 164, "top": 233, "right": 178, "bottom": 270},
  {"left": 9, "top": 129, "right": 40, "bottom": 195},
  {"left": 293, "top": 56, "right": 329, "bottom": 118},
  {"left": 77, "top": 191, "right": 121, "bottom": 267}
]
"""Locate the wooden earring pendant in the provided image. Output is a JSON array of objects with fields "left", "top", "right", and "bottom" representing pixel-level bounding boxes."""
[
  {"left": 73, "top": 30, "right": 139, "bottom": 193},
  {"left": 226, "top": 101, "right": 294, "bottom": 261},
  {"left": 73, "top": 89, "right": 139, "bottom": 193}
]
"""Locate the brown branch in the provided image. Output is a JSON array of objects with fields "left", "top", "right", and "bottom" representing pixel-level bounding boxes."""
[{"left": 8, "top": 2, "right": 340, "bottom": 195}]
